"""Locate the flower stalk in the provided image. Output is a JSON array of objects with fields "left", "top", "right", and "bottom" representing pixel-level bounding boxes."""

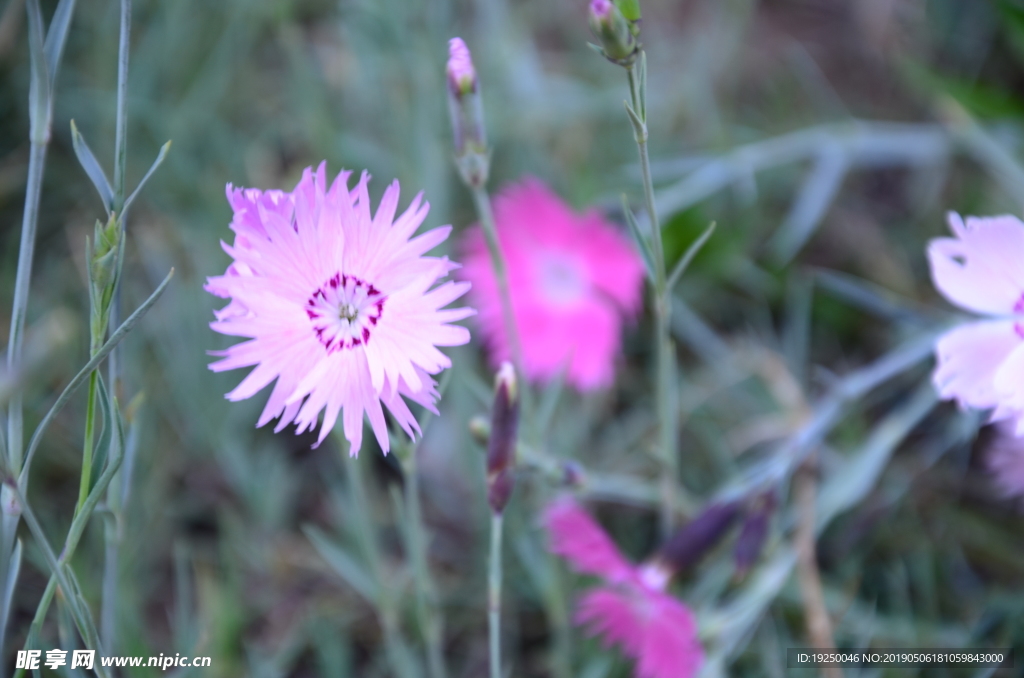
[
  {"left": 485, "top": 364, "right": 519, "bottom": 678},
  {"left": 1, "top": 0, "right": 78, "bottom": 669},
  {"left": 446, "top": 38, "right": 525, "bottom": 380},
  {"left": 399, "top": 442, "right": 448, "bottom": 678},
  {"left": 102, "top": 0, "right": 132, "bottom": 650},
  {"left": 619, "top": 43, "right": 681, "bottom": 535}
]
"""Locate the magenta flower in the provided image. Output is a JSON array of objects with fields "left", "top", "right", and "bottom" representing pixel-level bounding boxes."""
[
  {"left": 543, "top": 498, "right": 703, "bottom": 678},
  {"left": 206, "top": 163, "right": 473, "bottom": 455},
  {"left": 460, "top": 179, "right": 644, "bottom": 390},
  {"left": 929, "top": 213, "right": 1024, "bottom": 434}
]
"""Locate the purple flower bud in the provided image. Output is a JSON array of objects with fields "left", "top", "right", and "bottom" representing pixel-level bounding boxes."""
[
  {"left": 446, "top": 38, "right": 477, "bottom": 97},
  {"left": 734, "top": 492, "right": 775, "bottom": 578},
  {"left": 487, "top": 363, "right": 519, "bottom": 514},
  {"left": 588, "top": 0, "right": 637, "bottom": 65},
  {"left": 445, "top": 37, "right": 489, "bottom": 187},
  {"left": 590, "top": 0, "right": 613, "bottom": 20},
  {"left": 657, "top": 501, "right": 740, "bottom": 573}
]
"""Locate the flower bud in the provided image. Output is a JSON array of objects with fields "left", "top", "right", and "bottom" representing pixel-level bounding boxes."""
[
  {"left": 657, "top": 501, "right": 740, "bottom": 573},
  {"left": 445, "top": 38, "right": 489, "bottom": 187},
  {"left": 446, "top": 37, "right": 477, "bottom": 97},
  {"left": 588, "top": 0, "right": 638, "bottom": 66},
  {"left": 486, "top": 362, "right": 519, "bottom": 514},
  {"left": 733, "top": 492, "right": 775, "bottom": 578},
  {"left": 469, "top": 414, "right": 491, "bottom": 446},
  {"left": 88, "top": 213, "right": 123, "bottom": 353}
]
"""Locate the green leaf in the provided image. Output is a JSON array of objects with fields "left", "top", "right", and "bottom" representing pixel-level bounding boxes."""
[
  {"left": 43, "top": 0, "right": 78, "bottom": 85},
  {"left": 623, "top": 100, "right": 646, "bottom": 140},
  {"left": 26, "top": 0, "right": 50, "bottom": 143},
  {"left": 638, "top": 50, "right": 647, "bottom": 120},
  {"left": 666, "top": 221, "right": 715, "bottom": 292},
  {"left": 614, "top": 0, "right": 641, "bottom": 22},
  {"left": 71, "top": 121, "right": 114, "bottom": 214},
  {"left": 621, "top": 194, "right": 656, "bottom": 281},
  {"left": 304, "top": 526, "right": 379, "bottom": 604},
  {"left": 1, "top": 539, "right": 22, "bottom": 640},
  {"left": 123, "top": 140, "right": 172, "bottom": 216}
]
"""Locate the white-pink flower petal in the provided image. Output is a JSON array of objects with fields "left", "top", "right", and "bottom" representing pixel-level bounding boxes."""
[{"left": 207, "top": 165, "right": 472, "bottom": 456}]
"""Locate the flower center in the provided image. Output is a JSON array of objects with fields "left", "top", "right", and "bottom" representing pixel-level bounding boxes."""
[
  {"left": 306, "top": 273, "right": 385, "bottom": 353},
  {"left": 537, "top": 254, "right": 587, "bottom": 306}
]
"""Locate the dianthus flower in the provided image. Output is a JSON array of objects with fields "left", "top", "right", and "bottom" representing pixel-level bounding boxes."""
[
  {"left": 459, "top": 179, "right": 644, "bottom": 390},
  {"left": 929, "top": 213, "right": 1024, "bottom": 434},
  {"left": 543, "top": 498, "right": 703, "bottom": 678},
  {"left": 206, "top": 163, "right": 473, "bottom": 455}
]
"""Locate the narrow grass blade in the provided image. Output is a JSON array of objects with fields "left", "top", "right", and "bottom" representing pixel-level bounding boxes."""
[
  {"left": 26, "top": 0, "right": 49, "bottom": 142},
  {"left": 71, "top": 121, "right": 114, "bottom": 214},
  {"left": 768, "top": 145, "right": 846, "bottom": 266},
  {"left": 19, "top": 268, "right": 174, "bottom": 483},
  {"left": 123, "top": 141, "right": 171, "bottom": 215},
  {"left": 621, "top": 194, "right": 656, "bottom": 281},
  {"left": 43, "top": 0, "right": 77, "bottom": 84},
  {"left": 667, "top": 221, "right": 716, "bottom": 292},
  {"left": 304, "top": 525, "right": 379, "bottom": 604}
]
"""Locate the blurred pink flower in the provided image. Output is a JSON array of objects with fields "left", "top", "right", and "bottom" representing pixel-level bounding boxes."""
[
  {"left": 543, "top": 498, "right": 703, "bottom": 678},
  {"left": 206, "top": 163, "right": 473, "bottom": 455},
  {"left": 929, "top": 213, "right": 1024, "bottom": 434},
  {"left": 460, "top": 179, "right": 644, "bottom": 390}
]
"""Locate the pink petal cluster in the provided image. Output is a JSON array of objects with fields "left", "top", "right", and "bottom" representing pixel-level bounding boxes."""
[
  {"left": 206, "top": 163, "right": 473, "bottom": 455},
  {"left": 459, "top": 179, "right": 645, "bottom": 391},
  {"left": 929, "top": 213, "right": 1024, "bottom": 434},
  {"left": 543, "top": 498, "right": 703, "bottom": 678}
]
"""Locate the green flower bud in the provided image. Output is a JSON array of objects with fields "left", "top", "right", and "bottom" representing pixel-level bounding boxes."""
[{"left": 589, "top": 0, "right": 638, "bottom": 66}]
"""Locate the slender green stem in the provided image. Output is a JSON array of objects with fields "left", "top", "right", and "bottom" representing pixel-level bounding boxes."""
[
  {"left": 112, "top": 0, "right": 130, "bottom": 212},
  {"left": 102, "top": 1, "right": 131, "bottom": 652},
  {"left": 75, "top": 371, "right": 98, "bottom": 512},
  {"left": 654, "top": 305, "right": 677, "bottom": 535},
  {"left": 339, "top": 441, "right": 418, "bottom": 678},
  {"left": 5, "top": 142, "right": 47, "bottom": 476},
  {"left": 626, "top": 55, "right": 677, "bottom": 536},
  {"left": 0, "top": 140, "right": 46, "bottom": 678},
  {"left": 488, "top": 511, "right": 504, "bottom": 678},
  {"left": 470, "top": 186, "right": 523, "bottom": 373},
  {"left": 402, "top": 449, "right": 447, "bottom": 678}
]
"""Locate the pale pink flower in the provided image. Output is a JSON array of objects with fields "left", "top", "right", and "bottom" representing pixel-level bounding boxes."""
[
  {"left": 929, "top": 213, "right": 1024, "bottom": 434},
  {"left": 460, "top": 179, "right": 644, "bottom": 390},
  {"left": 543, "top": 498, "right": 703, "bottom": 678},
  {"left": 206, "top": 163, "right": 473, "bottom": 455}
]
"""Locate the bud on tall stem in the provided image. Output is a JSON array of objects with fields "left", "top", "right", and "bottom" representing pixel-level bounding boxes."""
[
  {"left": 88, "top": 213, "right": 123, "bottom": 355},
  {"left": 486, "top": 362, "right": 518, "bottom": 514},
  {"left": 734, "top": 491, "right": 775, "bottom": 577},
  {"left": 654, "top": 501, "right": 740, "bottom": 573},
  {"left": 588, "top": 0, "right": 638, "bottom": 66},
  {"left": 446, "top": 38, "right": 489, "bottom": 188}
]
